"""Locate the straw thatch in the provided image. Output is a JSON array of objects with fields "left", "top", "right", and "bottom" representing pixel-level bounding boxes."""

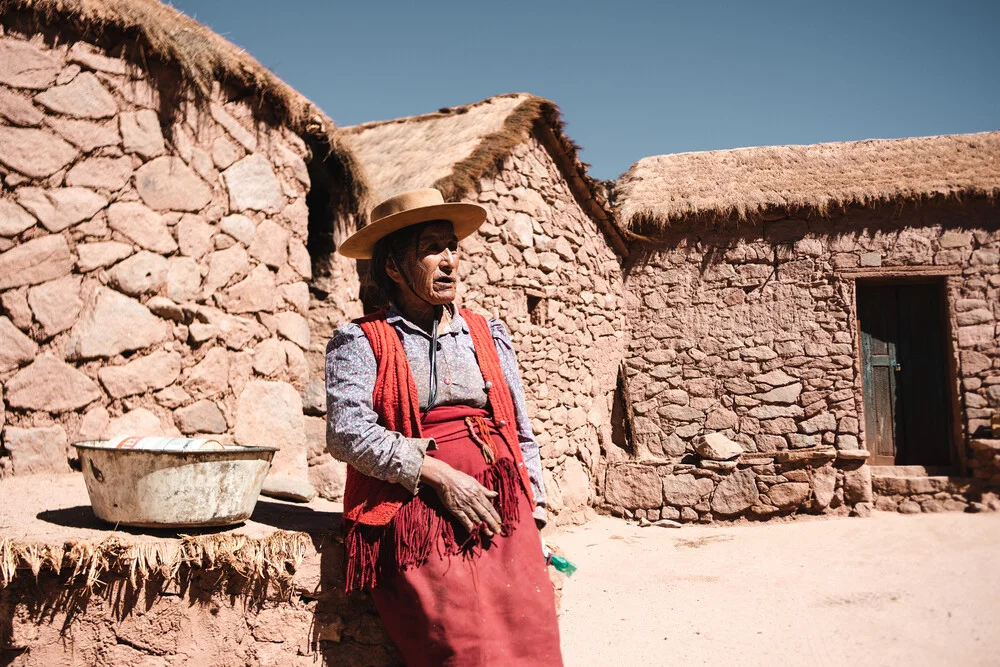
[
  {"left": 0, "top": 0, "right": 367, "bottom": 214},
  {"left": 0, "top": 532, "right": 310, "bottom": 595},
  {"left": 342, "top": 93, "right": 630, "bottom": 257},
  {"left": 615, "top": 131, "right": 1000, "bottom": 232}
]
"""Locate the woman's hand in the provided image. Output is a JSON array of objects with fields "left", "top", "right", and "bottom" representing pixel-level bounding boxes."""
[{"left": 419, "top": 457, "right": 503, "bottom": 537}]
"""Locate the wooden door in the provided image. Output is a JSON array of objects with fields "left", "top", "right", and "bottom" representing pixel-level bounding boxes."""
[{"left": 857, "top": 282, "right": 952, "bottom": 466}]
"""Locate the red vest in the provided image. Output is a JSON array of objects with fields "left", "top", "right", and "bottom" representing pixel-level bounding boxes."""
[{"left": 341, "top": 308, "right": 534, "bottom": 527}]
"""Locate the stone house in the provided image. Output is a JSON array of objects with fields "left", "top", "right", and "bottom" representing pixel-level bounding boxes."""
[
  {"left": 318, "top": 93, "right": 633, "bottom": 524},
  {"left": 605, "top": 132, "right": 1000, "bottom": 522},
  {"left": 0, "top": 0, "right": 366, "bottom": 496}
]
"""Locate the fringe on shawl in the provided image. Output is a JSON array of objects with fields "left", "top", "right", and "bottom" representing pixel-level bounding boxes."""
[{"left": 343, "top": 457, "right": 523, "bottom": 592}]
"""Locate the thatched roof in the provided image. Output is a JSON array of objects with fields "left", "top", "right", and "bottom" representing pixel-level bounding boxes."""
[
  {"left": 342, "top": 93, "right": 630, "bottom": 257},
  {"left": 0, "top": 0, "right": 366, "bottom": 214},
  {"left": 615, "top": 131, "right": 1000, "bottom": 232}
]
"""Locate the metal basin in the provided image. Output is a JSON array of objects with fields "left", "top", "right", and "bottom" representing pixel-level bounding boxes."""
[{"left": 73, "top": 441, "right": 278, "bottom": 528}]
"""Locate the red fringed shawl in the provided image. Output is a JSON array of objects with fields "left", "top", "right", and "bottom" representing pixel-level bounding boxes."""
[{"left": 342, "top": 308, "right": 535, "bottom": 528}]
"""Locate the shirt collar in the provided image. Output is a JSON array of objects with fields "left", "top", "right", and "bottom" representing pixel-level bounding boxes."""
[{"left": 386, "top": 303, "right": 467, "bottom": 337}]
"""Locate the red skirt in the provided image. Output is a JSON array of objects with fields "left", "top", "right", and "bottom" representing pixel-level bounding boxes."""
[{"left": 369, "top": 405, "right": 563, "bottom": 667}]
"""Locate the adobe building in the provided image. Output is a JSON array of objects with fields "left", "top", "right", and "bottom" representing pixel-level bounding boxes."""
[
  {"left": 0, "top": 0, "right": 367, "bottom": 494},
  {"left": 605, "top": 132, "right": 1000, "bottom": 522},
  {"left": 0, "top": 2, "right": 392, "bottom": 664},
  {"left": 330, "top": 93, "right": 632, "bottom": 525}
]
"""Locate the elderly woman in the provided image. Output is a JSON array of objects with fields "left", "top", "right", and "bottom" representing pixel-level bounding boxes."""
[{"left": 326, "top": 188, "right": 563, "bottom": 666}]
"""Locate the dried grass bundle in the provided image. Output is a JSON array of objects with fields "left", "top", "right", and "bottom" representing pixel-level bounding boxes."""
[
  {"left": 0, "top": 531, "right": 311, "bottom": 595},
  {"left": 343, "top": 93, "right": 630, "bottom": 256},
  {"left": 616, "top": 131, "right": 1000, "bottom": 233}
]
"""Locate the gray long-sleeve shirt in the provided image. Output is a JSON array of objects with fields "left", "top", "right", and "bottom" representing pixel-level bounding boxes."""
[{"left": 325, "top": 305, "right": 547, "bottom": 522}]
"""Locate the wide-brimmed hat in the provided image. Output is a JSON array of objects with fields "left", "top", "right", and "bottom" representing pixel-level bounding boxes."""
[{"left": 337, "top": 188, "right": 487, "bottom": 259}]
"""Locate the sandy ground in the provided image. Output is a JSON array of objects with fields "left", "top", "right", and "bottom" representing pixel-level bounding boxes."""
[{"left": 554, "top": 513, "right": 1000, "bottom": 667}]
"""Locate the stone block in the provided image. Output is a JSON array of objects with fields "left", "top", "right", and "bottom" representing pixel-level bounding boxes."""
[
  {"left": 107, "top": 202, "right": 178, "bottom": 253},
  {"left": 3, "top": 425, "right": 69, "bottom": 475},
  {"left": 119, "top": 109, "right": 166, "bottom": 158},
  {"left": 0, "top": 199, "right": 36, "bottom": 236},
  {"left": 756, "top": 382, "right": 802, "bottom": 404},
  {"left": 47, "top": 116, "right": 120, "bottom": 152},
  {"left": 176, "top": 214, "right": 215, "bottom": 259},
  {"left": 694, "top": 432, "right": 743, "bottom": 461},
  {"left": 27, "top": 274, "right": 83, "bottom": 336},
  {"left": 309, "top": 458, "right": 346, "bottom": 501},
  {"left": 249, "top": 219, "right": 290, "bottom": 268},
  {"left": 811, "top": 465, "right": 837, "bottom": 509},
  {"left": 5, "top": 355, "right": 101, "bottom": 413},
  {"left": 174, "top": 399, "right": 227, "bottom": 434},
  {"left": 859, "top": 252, "right": 881, "bottom": 267},
  {"left": 220, "top": 213, "right": 256, "bottom": 244},
  {"left": 661, "top": 474, "right": 714, "bottom": 506},
  {"left": 218, "top": 264, "right": 276, "bottom": 313},
  {"left": 67, "top": 42, "right": 127, "bottom": 74},
  {"left": 210, "top": 102, "right": 257, "bottom": 151},
  {"left": 67, "top": 287, "right": 169, "bottom": 359},
  {"left": 0, "top": 126, "right": 78, "bottom": 178},
  {"left": 301, "top": 379, "right": 327, "bottom": 416},
  {"left": 0, "top": 316, "right": 38, "bottom": 373},
  {"left": 97, "top": 350, "right": 182, "bottom": 398},
  {"left": 559, "top": 457, "right": 590, "bottom": 508},
  {"left": 705, "top": 408, "right": 738, "bottom": 430},
  {"left": 275, "top": 310, "right": 310, "bottom": 348},
  {"left": 774, "top": 447, "right": 837, "bottom": 464},
  {"left": 135, "top": 156, "right": 212, "bottom": 212},
  {"left": 106, "top": 408, "right": 179, "bottom": 438},
  {"left": 65, "top": 155, "right": 133, "bottom": 191},
  {"left": 0, "top": 289, "right": 32, "bottom": 329},
  {"left": 204, "top": 245, "right": 251, "bottom": 293},
  {"left": 166, "top": 256, "right": 202, "bottom": 302},
  {"left": 222, "top": 154, "right": 284, "bottom": 212},
  {"left": 767, "top": 482, "right": 811, "bottom": 509},
  {"left": 604, "top": 464, "right": 662, "bottom": 509},
  {"left": 235, "top": 380, "right": 307, "bottom": 477},
  {"left": 748, "top": 404, "right": 804, "bottom": 419},
  {"left": 185, "top": 347, "right": 231, "bottom": 398},
  {"left": 16, "top": 187, "right": 107, "bottom": 232},
  {"left": 710, "top": 468, "right": 759, "bottom": 515},
  {"left": 0, "top": 87, "right": 43, "bottom": 126},
  {"left": 957, "top": 325, "right": 995, "bottom": 349},
  {"left": 0, "top": 39, "right": 61, "bottom": 88},
  {"left": 844, "top": 465, "right": 873, "bottom": 504},
  {"left": 35, "top": 72, "right": 116, "bottom": 118},
  {"left": 109, "top": 250, "right": 168, "bottom": 296},
  {"left": 76, "top": 241, "right": 133, "bottom": 272},
  {"left": 800, "top": 411, "right": 837, "bottom": 434}
]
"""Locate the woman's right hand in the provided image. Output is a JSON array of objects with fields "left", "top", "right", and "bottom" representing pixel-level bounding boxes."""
[{"left": 419, "top": 457, "right": 503, "bottom": 537}]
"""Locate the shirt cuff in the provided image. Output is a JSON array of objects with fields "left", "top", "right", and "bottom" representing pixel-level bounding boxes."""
[
  {"left": 533, "top": 505, "right": 549, "bottom": 526},
  {"left": 395, "top": 437, "right": 434, "bottom": 494}
]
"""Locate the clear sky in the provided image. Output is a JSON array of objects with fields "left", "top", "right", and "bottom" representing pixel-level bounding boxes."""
[{"left": 170, "top": 0, "right": 999, "bottom": 181}]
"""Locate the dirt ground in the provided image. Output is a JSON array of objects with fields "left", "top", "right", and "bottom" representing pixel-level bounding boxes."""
[{"left": 554, "top": 512, "right": 1000, "bottom": 667}]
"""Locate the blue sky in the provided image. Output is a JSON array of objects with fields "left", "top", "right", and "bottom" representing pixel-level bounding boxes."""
[{"left": 171, "top": 0, "right": 999, "bottom": 180}]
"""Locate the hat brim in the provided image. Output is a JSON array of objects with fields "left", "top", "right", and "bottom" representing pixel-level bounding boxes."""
[{"left": 337, "top": 203, "right": 488, "bottom": 260}]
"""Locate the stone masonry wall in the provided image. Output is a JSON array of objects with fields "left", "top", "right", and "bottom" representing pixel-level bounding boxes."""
[
  {"left": 606, "top": 200, "right": 1000, "bottom": 521},
  {"left": 0, "top": 32, "right": 320, "bottom": 488},
  {"left": 457, "top": 135, "right": 627, "bottom": 525}
]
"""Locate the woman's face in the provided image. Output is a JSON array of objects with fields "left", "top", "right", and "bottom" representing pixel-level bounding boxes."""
[{"left": 389, "top": 221, "right": 460, "bottom": 305}]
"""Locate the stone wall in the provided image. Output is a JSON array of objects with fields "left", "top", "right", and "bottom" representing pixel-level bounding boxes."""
[
  {"left": 458, "top": 135, "right": 627, "bottom": 525},
  {"left": 605, "top": 199, "right": 1000, "bottom": 520},
  {"left": 0, "top": 32, "right": 320, "bottom": 488},
  {"left": 1, "top": 538, "right": 401, "bottom": 667}
]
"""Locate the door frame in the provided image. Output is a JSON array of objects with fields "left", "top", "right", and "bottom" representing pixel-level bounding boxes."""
[{"left": 847, "top": 269, "right": 964, "bottom": 473}]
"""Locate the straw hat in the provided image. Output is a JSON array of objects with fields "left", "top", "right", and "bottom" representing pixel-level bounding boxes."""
[{"left": 337, "top": 188, "right": 487, "bottom": 259}]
